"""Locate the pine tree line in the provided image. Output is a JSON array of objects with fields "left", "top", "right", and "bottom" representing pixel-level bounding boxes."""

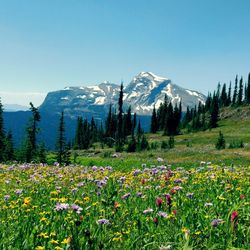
[
  {"left": 182, "top": 73, "right": 250, "bottom": 132},
  {"left": 150, "top": 95, "right": 182, "bottom": 135}
]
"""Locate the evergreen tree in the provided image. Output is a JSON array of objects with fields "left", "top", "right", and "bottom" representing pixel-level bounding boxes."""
[
  {"left": 105, "top": 105, "right": 112, "bottom": 138},
  {"left": 215, "top": 131, "right": 226, "bottom": 150},
  {"left": 226, "top": 82, "right": 232, "bottom": 106},
  {"left": 116, "top": 83, "right": 124, "bottom": 150},
  {"left": 232, "top": 75, "right": 238, "bottom": 105},
  {"left": 0, "top": 99, "right": 5, "bottom": 162},
  {"left": 205, "top": 93, "right": 212, "bottom": 111},
  {"left": 209, "top": 94, "right": 219, "bottom": 128},
  {"left": 132, "top": 112, "right": 137, "bottom": 136},
  {"left": 246, "top": 73, "right": 250, "bottom": 104},
  {"left": 74, "top": 117, "right": 84, "bottom": 149},
  {"left": 37, "top": 143, "right": 46, "bottom": 164},
  {"left": 124, "top": 106, "right": 132, "bottom": 137},
  {"left": 4, "top": 131, "right": 14, "bottom": 162},
  {"left": 127, "top": 135, "right": 137, "bottom": 152},
  {"left": 220, "top": 83, "right": 227, "bottom": 107},
  {"left": 24, "top": 102, "right": 41, "bottom": 162},
  {"left": 137, "top": 120, "right": 143, "bottom": 138},
  {"left": 237, "top": 77, "right": 243, "bottom": 106},
  {"left": 56, "top": 111, "right": 65, "bottom": 164},
  {"left": 150, "top": 105, "right": 158, "bottom": 133},
  {"left": 56, "top": 111, "right": 70, "bottom": 165}
]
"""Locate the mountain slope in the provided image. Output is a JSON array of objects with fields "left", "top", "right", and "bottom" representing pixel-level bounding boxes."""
[{"left": 40, "top": 72, "right": 206, "bottom": 116}]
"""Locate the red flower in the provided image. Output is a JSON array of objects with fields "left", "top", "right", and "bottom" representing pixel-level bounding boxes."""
[
  {"left": 231, "top": 210, "right": 238, "bottom": 223},
  {"left": 153, "top": 217, "right": 158, "bottom": 225},
  {"left": 240, "top": 194, "right": 245, "bottom": 200},
  {"left": 141, "top": 179, "right": 146, "bottom": 185},
  {"left": 173, "top": 210, "right": 177, "bottom": 216},
  {"left": 114, "top": 202, "right": 120, "bottom": 209},
  {"left": 166, "top": 194, "right": 172, "bottom": 207},
  {"left": 156, "top": 197, "right": 163, "bottom": 208}
]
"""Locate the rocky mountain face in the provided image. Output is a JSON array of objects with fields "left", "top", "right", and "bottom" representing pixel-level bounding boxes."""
[{"left": 39, "top": 72, "right": 206, "bottom": 117}]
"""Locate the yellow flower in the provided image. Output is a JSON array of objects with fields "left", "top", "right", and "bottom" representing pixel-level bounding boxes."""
[
  {"left": 35, "top": 246, "right": 45, "bottom": 250},
  {"left": 50, "top": 239, "right": 59, "bottom": 245},
  {"left": 112, "top": 237, "right": 122, "bottom": 242},
  {"left": 61, "top": 237, "right": 71, "bottom": 244},
  {"left": 40, "top": 217, "right": 47, "bottom": 222},
  {"left": 218, "top": 196, "right": 226, "bottom": 200},
  {"left": 58, "top": 197, "right": 67, "bottom": 202},
  {"left": 84, "top": 197, "right": 90, "bottom": 202},
  {"left": 23, "top": 197, "right": 31, "bottom": 206},
  {"left": 55, "top": 247, "right": 63, "bottom": 250},
  {"left": 38, "top": 232, "right": 49, "bottom": 238},
  {"left": 50, "top": 191, "right": 59, "bottom": 196},
  {"left": 195, "top": 231, "right": 201, "bottom": 235}
]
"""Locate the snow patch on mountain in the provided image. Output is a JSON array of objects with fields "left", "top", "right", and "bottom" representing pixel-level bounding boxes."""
[{"left": 40, "top": 71, "right": 206, "bottom": 116}]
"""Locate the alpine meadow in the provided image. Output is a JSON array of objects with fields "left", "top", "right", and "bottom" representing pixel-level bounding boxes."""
[{"left": 0, "top": 1, "right": 249, "bottom": 250}]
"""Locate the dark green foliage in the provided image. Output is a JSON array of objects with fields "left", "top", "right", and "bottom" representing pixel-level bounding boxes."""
[
  {"left": 116, "top": 83, "right": 124, "bottom": 149},
  {"left": 37, "top": 143, "right": 47, "bottom": 164},
  {"left": 56, "top": 112, "right": 70, "bottom": 165},
  {"left": 161, "top": 136, "right": 175, "bottom": 149},
  {"left": 247, "top": 73, "right": 250, "bottom": 103},
  {"left": 209, "top": 94, "right": 219, "bottom": 128},
  {"left": 137, "top": 120, "right": 143, "bottom": 138},
  {"left": 226, "top": 82, "right": 232, "bottom": 106},
  {"left": 220, "top": 83, "right": 228, "bottom": 107},
  {"left": 232, "top": 75, "right": 238, "bottom": 105},
  {"left": 137, "top": 133, "right": 149, "bottom": 151},
  {"left": 0, "top": 100, "right": 5, "bottom": 162},
  {"left": 237, "top": 77, "right": 243, "bottom": 106},
  {"left": 124, "top": 106, "right": 132, "bottom": 137},
  {"left": 215, "top": 131, "right": 225, "bottom": 150},
  {"left": 22, "top": 102, "right": 41, "bottom": 162},
  {"left": 228, "top": 140, "right": 244, "bottom": 149},
  {"left": 150, "top": 105, "right": 158, "bottom": 133},
  {"left": 168, "top": 136, "right": 175, "bottom": 149},
  {"left": 3, "top": 131, "right": 15, "bottom": 162},
  {"left": 132, "top": 113, "right": 137, "bottom": 136},
  {"left": 127, "top": 136, "right": 137, "bottom": 152}
]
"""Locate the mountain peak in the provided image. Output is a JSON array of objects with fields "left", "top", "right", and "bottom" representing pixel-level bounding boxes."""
[{"left": 135, "top": 71, "right": 168, "bottom": 82}]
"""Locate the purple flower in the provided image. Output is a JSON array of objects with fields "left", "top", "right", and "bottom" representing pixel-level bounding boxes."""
[
  {"left": 77, "top": 182, "right": 85, "bottom": 187},
  {"left": 174, "top": 179, "right": 182, "bottom": 183},
  {"left": 143, "top": 208, "right": 153, "bottom": 214},
  {"left": 122, "top": 193, "right": 131, "bottom": 200},
  {"left": 118, "top": 176, "right": 126, "bottom": 184},
  {"left": 97, "top": 219, "right": 110, "bottom": 225},
  {"left": 211, "top": 219, "right": 224, "bottom": 227},
  {"left": 158, "top": 211, "right": 168, "bottom": 218},
  {"left": 136, "top": 192, "right": 143, "bottom": 197},
  {"left": 55, "top": 203, "right": 70, "bottom": 211},
  {"left": 186, "top": 192, "right": 194, "bottom": 198},
  {"left": 15, "top": 189, "right": 23, "bottom": 195},
  {"left": 92, "top": 166, "right": 98, "bottom": 171},
  {"left": 133, "top": 169, "right": 141, "bottom": 176},
  {"left": 4, "top": 195, "right": 10, "bottom": 201},
  {"left": 71, "top": 188, "right": 78, "bottom": 193},
  {"left": 71, "top": 204, "right": 83, "bottom": 214}
]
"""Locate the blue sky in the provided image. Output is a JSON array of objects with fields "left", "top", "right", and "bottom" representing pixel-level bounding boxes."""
[{"left": 0, "top": 0, "right": 249, "bottom": 106}]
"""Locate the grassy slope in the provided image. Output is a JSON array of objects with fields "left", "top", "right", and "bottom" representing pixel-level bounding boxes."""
[{"left": 48, "top": 106, "right": 250, "bottom": 170}]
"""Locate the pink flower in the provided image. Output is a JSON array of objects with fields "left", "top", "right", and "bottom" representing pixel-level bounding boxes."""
[
  {"left": 156, "top": 197, "right": 163, "bottom": 208},
  {"left": 231, "top": 210, "right": 238, "bottom": 223}
]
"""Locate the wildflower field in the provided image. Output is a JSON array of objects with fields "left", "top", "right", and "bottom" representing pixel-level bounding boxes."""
[{"left": 0, "top": 163, "right": 249, "bottom": 250}]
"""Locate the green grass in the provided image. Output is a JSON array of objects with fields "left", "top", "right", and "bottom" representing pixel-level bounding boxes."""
[{"left": 55, "top": 117, "right": 250, "bottom": 170}]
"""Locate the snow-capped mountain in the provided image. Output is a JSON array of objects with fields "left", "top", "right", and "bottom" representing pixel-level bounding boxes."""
[{"left": 39, "top": 72, "right": 206, "bottom": 116}]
